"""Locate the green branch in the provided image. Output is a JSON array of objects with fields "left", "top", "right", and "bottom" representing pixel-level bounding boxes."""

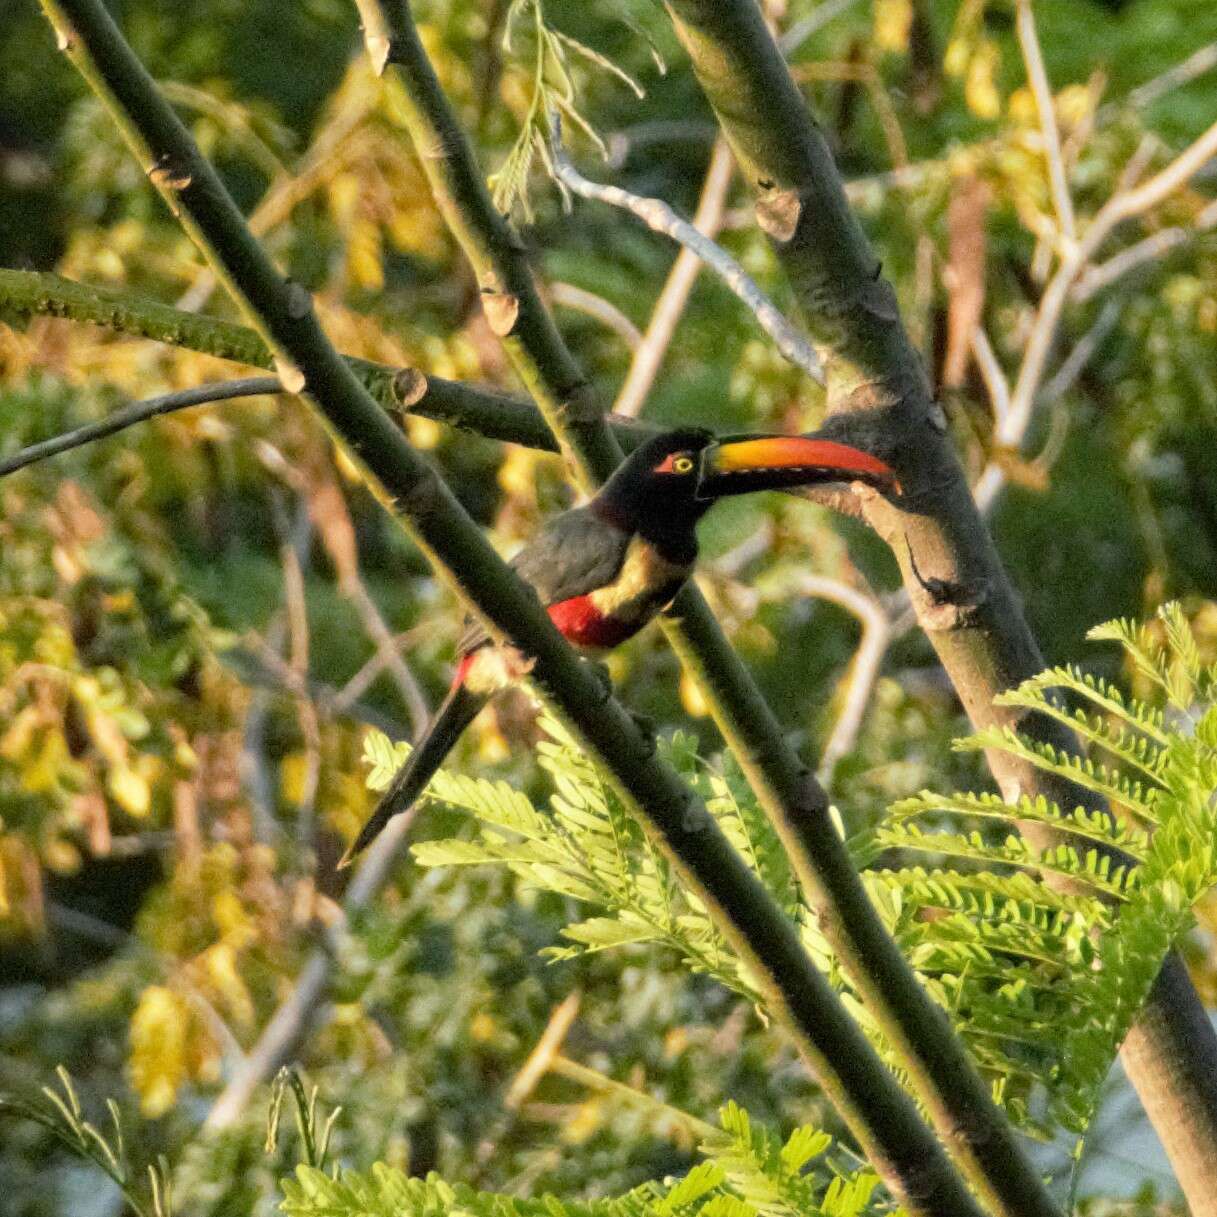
[
  {"left": 0, "top": 268, "right": 572, "bottom": 452},
  {"left": 36, "top": 3, "right": 986, "bottom": 1214},
  {"left": 663, "top": 0, "right": 1217, "bottom": 1209},
  {"left": 365, "top": 8, "right": 1060, "bottom": 1217}
]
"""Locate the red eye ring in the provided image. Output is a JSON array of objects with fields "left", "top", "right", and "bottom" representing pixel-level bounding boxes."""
[{"left": 656, "top": 453, "right": 695, "bottom": 475}]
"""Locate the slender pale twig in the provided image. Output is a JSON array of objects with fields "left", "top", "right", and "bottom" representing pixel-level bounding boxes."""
[
  {"left": 177, "top": 101, "right": 370, "bottom": 313},
  {"left": 0, "top": 377, "right": 281, "bottom": 477},
  {"left": 1015, "top": 0, "right": 1076, "bottom": 246},
  {"left": 795, "top": 576, "right": 893, "bottom": 786},
  {"left": 271, "top": 492, "right": 323, "bottom": 853},
  {"left": 549, "top": 282, "right": 642, "bottom": 350},
  {"left": 1073, "top": 198, "right": 1217, "bottom": 303},
  {"left": 1122, "top": 40, "right": 1217, "bottom": 115},
  {"left": 549, "top": 124, "right": 823, "bottom": 385},
  {"left": 779, "top": 0, "right": 863, "bottom": 57},
  {"left": 204, "top": 797, "right": 429, "bottom": 1131},
  {"left": 614, "top": 137, "right": 735, "bottom": 418},
  {"left": 969, "top": 326, "right": 1012, "bottom": 431},
  {"left": 1039, "top": 297, "right": 1123, "bottom": 406},
  {"left": 471, "top": 991, "right": 582, "bottom": 1178},
  {"left": 987, "top": 121, "right": 1217, "bottom": 514}
]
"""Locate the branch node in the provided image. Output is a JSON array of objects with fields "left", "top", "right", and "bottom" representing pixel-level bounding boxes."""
[
  {"left": 481, "top": 287, "right": 520, "bottom": 337},
  {"left": 556, "top": 381, "right": 602, "bottom": 425},
  {"left": 905, "top": 538, "right": 990, "bottom": 631},
  {"left": 392, "top": 367, "right": 430, "bottom": 408},
  {"left": 284, "top": 281, "right": 313, "bottom": 321},
  {"left": 273, "top": 356, "right": 306, "bottom": 395},
  {"left": 755, "top": 188, "right": 802, "bottom": 242},
  {"left": 147, "top": 151, "right": 193, "bottom": 192},
  {"left": 680, "top": 799, "right": 711, "bottom": 835},
  {"left": 365, "top": 34, "right": 392, "bottom": 75}
]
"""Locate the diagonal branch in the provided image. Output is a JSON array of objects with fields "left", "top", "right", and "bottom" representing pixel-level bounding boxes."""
[
  {"left": 38, "top": 4, "right": 988, "bottom": 1212},
  {"left": 1014, "top": 0, "right": 1075, "bottom": 246},
  {"left": 0, "top": 268, "right": 659, "bottom": 454},
  {"left": 663, "top": 0, "right": 1217, "bottom": 1208},
  {"left": 549, "top": 127, "right": 822, "bottom": 385}
]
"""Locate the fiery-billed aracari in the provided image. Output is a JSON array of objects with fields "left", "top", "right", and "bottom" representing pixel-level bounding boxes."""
[{"left": 340, "top": 427, "right": 896, "bottom": 866}]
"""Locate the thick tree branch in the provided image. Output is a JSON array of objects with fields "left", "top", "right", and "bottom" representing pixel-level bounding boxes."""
[
  {"left": 663, "top": 0, "right": 1217, "bottom": 1209},
  {"left": 0, "top": 268, "right": 660, "bottom": 454},
  {"left": 38, "top": 4, "right": 989, "bottom": 1212}
]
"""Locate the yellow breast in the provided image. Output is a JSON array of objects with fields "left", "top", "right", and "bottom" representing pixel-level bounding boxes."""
[{"left": 588, "top": 536, "right": 691, "bottom": 624}]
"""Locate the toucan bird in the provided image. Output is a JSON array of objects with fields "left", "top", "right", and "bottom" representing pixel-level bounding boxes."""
[{"left": 340, "top": 427, "right": 897, "bottom": 866}]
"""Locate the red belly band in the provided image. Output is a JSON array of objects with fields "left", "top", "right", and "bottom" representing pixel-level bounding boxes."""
[{"left": 547, "top": 595, "right": 642, "bottom": 650}]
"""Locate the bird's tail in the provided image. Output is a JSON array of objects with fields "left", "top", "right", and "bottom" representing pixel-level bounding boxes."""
[{"left": 339, "top": 676, "right": 488, "bottom": 868}]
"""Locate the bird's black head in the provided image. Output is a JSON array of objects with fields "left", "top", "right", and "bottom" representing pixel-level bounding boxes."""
[
  {"left": 592, "top": 425, "right": 899, "bottom": 562},
  {"left": 592, "top": 428, "right": 718, "bottom": 561}
]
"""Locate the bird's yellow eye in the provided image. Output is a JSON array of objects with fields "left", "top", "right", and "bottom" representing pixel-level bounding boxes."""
[{"left": 672, "top": 455, "right": 695, "bottom": 474}]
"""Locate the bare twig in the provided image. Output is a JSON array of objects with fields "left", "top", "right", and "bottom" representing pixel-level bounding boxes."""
[
  {"left": 204, "top": 797, "right": 424, "bottom": 1131},
  {"left": 0, "top": 377, "right": 281, "bottom": 477},
  {"left": 1073, "top": 198, "right": 1217, "bottom": 302},
  {"left": 344, "top": 580, "right": 430, "bottom": 738},
  {"left": 1123, "top": 40, "right": 1217, "bottom": 114},
  {"left": 549, "top": 281, "right": 642, "bottom": 351},
  {"left": 176, "top": 80, "right": 372, "bottom": 313},
  {"left": 551, "top": 1054, "right": 721, "bottom": 1144},
  {"left": 969, "top": 326, "right": 1012, "bottom": 431},
  {"left": 779, "top": 0, "right": 863, "bottom": 57},
  {"left": 271, "top": 492, "right": 323, "bottom": 853},
  {"left": 793, "top": 576, "right": 892, "bottom": 786},
  {"left": 1039, "top": 296, "right": 1124, "bottom": 406},
  {"left": 473, "top": 991, "right": 582, "bottom": 1175},
  {"left": 613, "top": 137, "right": 735, "bottom": 418},
  {"left": 1015, "top": 0, "right": 1076, "bottom": 245},
  {"left": 549, "top": 124, "right": 823, "bottom": 385},
  {"left": 987, "top": 121, "right": 1217, "bottom": 512}
]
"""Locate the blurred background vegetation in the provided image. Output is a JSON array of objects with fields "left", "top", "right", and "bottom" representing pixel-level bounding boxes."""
[{"left": 2, "top": 0, "right": 1217, "bottom": 1213}]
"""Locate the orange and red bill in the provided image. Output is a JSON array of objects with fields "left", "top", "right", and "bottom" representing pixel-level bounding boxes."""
[{"left": 696, "top": 433, "right": 900, "bottom": 499}]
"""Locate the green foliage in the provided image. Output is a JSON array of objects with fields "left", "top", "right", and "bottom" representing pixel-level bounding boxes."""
[
  {"left": 877, "top": 603, "right": 1217, "bottom": 1136},
  {"left": 491, "top": 0, "right": 649, "bottom": 218},
  {"left": 369, "top": 720, "right": 749, "bottom": 995},
  {"left": 278, "top": 1100, "right": 878, "bottom": 1217},
  {"left": 385, "top": 604, "right": 1217, "bottom": 1146},
  {"left": 0, "top": 1066, "right": 174, "bottom": 1217}
]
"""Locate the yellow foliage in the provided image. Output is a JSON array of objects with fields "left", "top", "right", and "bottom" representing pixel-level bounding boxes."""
[
  {"left": 129, "top": 985, "right": 190, "bottom": 1117},
  {"left": 874, "top": 0, "right": 914, "bottom": 54},
  {"left": 201, "top": 941, "right": 256, "bottom": 1029},
  {"left": 945, "top": 0, "right": 987, "bottom": 78},
  {"left": 1007, "top": 85, "right": 1037, "bottom": 127},
  {"left": 211, "top": 886, "right": 255, "bottom": 946},
  {"left": 965, "top": 41, "right": 1002, "bottom": 120},
  {"left": 498, "top": 446, "right": 543, "bottom": 500},
  {"left": 280, "top": 749, "right": 311, "bottom": 807},
  {"left": 346, "top": 217, "right": 385, "bottom": 291},
  {"left": 469, "top": 1010, "right": 498, "bottom": 1043},
  {"left": 108, "top": 762, "right": 151, "bottom": 817},
  {"left": 561, "top": 1098, "right": 604, "bottom": 1144}
]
